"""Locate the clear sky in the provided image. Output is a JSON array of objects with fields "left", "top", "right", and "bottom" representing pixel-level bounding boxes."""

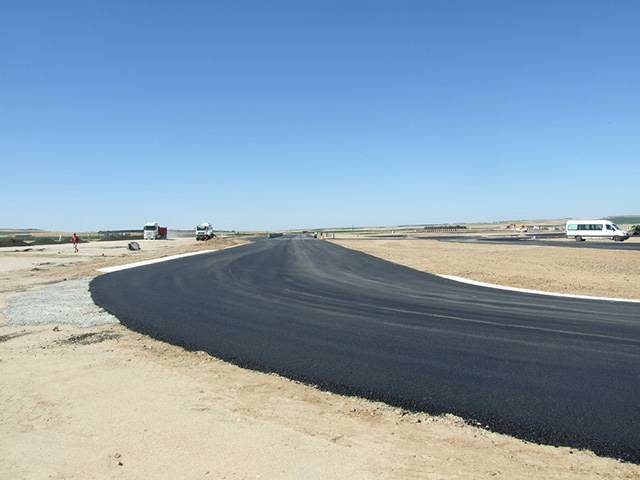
[{"left": 1, "top": 1, "right": 639, "bottom": 231}]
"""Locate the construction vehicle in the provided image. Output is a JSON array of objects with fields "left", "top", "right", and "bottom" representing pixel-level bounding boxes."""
[
  {"left": 143, "top": 222, "right": 168, "bottom": 240},
  {"left": 195, "top": 222, "right": 215, "bottom": 241}
]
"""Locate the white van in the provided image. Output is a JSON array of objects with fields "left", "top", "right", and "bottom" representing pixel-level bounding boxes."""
[{"left": 566, "top": 220, "right": 629, "bottom": 242}]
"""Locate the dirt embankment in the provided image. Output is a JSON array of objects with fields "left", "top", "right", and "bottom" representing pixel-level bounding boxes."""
[{"left": 333, "top": 239, "right": 640, "bottom": 300}]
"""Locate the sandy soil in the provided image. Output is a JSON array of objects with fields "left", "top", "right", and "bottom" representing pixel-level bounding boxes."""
[
  {"left": 3, "top": 323, "right": 639, "bottom": 480},
  {"left": 1, "top": 237, "right": 639, "bottom": 479},
  {"left": 333, "top": 238, "right": 640, "bottom": 300},
  {"left": 0, "top": 237, "right": 247, "bottom": 317}
]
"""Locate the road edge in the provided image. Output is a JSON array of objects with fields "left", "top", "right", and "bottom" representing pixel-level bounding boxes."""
[
  {"left": 96, "top": 243, "right": 246, "bottom": 273},
  {"left": 437, "top": 274, "right": 640, "bottom": 303}
]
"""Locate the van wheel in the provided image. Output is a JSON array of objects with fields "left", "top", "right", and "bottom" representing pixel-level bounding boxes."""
[
  {"left": 575, "top": 236, "right": 584, "bottom": 242},
  {"left": 613, "top": 236, "right": 622, "bottom": 242}
]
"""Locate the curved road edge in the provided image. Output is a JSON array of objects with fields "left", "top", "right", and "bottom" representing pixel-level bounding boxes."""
[{"left": 436, "top": 274, "right": 640, "bottom": 304}]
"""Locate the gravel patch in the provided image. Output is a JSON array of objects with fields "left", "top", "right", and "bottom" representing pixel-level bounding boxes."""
[{"left": 6, "top": 278, "right": 118, "bottom": 327}]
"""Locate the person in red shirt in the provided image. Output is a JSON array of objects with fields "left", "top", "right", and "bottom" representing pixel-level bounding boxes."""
[{"left": 71, "top": 233, "right": 79, "bottom": 253}]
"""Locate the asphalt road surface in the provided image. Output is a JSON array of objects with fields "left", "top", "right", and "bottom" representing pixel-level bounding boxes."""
[
  {"left": 369, "top": 233, "right": 640, "bottom": 250},
  {"left": 445, "top": 235, "right": 640, "bottom": 250},
  {"left": 91, "top": 237, "right": 640, "bottom": 461}
]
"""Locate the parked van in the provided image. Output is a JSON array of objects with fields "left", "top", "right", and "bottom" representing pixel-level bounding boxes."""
[{"left": 566, "top": 220, "right": 629, "bottom": 242}]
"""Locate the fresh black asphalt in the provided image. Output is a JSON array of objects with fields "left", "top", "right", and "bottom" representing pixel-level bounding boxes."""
[{"left": 90, "top": 237, "right": 640, "bottom": 461}]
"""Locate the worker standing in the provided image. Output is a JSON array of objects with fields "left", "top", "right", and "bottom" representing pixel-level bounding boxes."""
[{"left": 71, "top": 232, "right": 79, "bottom": 253}]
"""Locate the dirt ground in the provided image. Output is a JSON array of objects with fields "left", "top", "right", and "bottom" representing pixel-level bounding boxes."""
[
  {"left": 1, "top": 237, "right": 639, "bottom": 479},
  {"left": 333, "top": 238, "right": 640, "bottom": 300},
  {"left": 0, "top": 237, "right": 246, "bottom": 309}
]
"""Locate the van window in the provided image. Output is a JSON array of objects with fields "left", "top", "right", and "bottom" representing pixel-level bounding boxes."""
[
  {"left": 567, "top": 224, "right": 577, "bottom": 230},
  {"left": 606, "top": 224, "right": 613, "bottom": 230}
]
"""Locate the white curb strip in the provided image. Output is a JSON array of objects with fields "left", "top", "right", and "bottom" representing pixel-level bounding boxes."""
[
  {"left": 97, "top": 250, "right": 217, "bottom": 273},
  {"left": 438, "top": 274, "right": 640, "bottom": 304}
]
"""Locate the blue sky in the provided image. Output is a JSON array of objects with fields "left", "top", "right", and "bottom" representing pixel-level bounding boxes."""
[{"left": 1, "top": 1, "right": 639, "bottom": 231}]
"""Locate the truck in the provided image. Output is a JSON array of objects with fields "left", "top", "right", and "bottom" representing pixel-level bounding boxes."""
[
  {"left": 195, "top": 222, "right": 215, "bottom": 241},
  {"left": 565, "top": 219, "right": 629, "bottom": 242},
  {"left": 143, "top": 222, "right": 168, "bottom": 240}
]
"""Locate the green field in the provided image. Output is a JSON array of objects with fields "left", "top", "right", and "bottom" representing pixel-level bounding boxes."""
[{"left": 606, "top": 215, "right": 640, "bottom": 225}]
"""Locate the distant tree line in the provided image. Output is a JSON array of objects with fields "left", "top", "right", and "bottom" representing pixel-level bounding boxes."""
[{"left": 423, "top": 225, "right": 467, "bottom": 232}]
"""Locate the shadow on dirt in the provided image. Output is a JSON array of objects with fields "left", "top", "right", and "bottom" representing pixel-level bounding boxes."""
[
  {"left": 58, "top": 331, "right": 122, "bottom": 346},
  {"left": 0, "top": 331, "right": 33, "bottom": 343}
]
